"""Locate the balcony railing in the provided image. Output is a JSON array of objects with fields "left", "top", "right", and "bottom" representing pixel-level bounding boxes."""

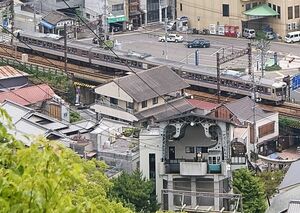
[
  {"left": 95, "top": 99, "right": 134, "bottom": 114},
  {"left": 165, "top": 159, "right": 225, "bottom": 176}
]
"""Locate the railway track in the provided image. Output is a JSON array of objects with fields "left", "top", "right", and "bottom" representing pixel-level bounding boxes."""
[
  {"left": 0, "top": 43, "right": 114, "bottom": 84},
  {"left": 185, "top": 89, "right": 300, "bottom": 118}
]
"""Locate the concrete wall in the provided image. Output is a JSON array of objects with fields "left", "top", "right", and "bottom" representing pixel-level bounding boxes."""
[
  {"left": 136, "top": 96, "right": 165, "bottom": 112},
  {"left": 95, "top": 82, "right": 134, "bottom": 102}
]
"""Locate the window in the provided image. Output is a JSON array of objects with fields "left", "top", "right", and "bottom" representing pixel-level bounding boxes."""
[
  {"left": 268, "top": 3, "right": 271, "bottom": 8},
  {"left": 152, "top": 97, "right": 158, "bottom": 105},
  {"left": 222, "top": 4, "right": 229, "bottom": 17},
  {"left": 295, "top": 6, "right": 300, "bottom": 18},
  {"left": 288, "top": 6, "right": 293, "bottom": 19},
  {"left": 185, "top": 146, "right": 195, "bottom": 153},
  {"left": 141, "top": 100, "right": 147, "bottom": 108},
  {"left": 258, "top": 121, "right": 275, "bottom": 138},
  {"left": 252, "top": 2, "right": 257, "bottom": 7},
  {"left": 112, "top": 3, "right": 124, "bottom": 11},
  {"left": 273, "top": 4, "right": 276, "bottom": 12},
  {"left": 246, "top": 4, "right": 251, "bottom": 10},
  {"left": 149, "top": 154, "right": 156, "bottom": 180},
  {"left": 110, "top": 97, "right": 118, "bottom": 105},
  {"left": 180, "top": 3, "right": 182, "bottom": 11},
  {"left": 127, "top": 102, "right": 134, "bottom": 109},
  {"left": 277, "top": 6, "right": 281, "bottom": 19}
]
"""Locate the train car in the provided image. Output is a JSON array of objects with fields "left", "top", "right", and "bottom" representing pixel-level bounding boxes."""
[
  {"left": 16, "top": 32, "right": 156, "bottom": 74},
  {"left": 174, "top": 64, "right": 287, "bottom": 105}
]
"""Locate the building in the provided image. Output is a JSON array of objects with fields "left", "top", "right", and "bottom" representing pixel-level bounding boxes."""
[
  {"left": 142, "top": 0, "right": 175, "bottom": 23},
  {"left": 84, "top": 0, "right": 128, "bottom": 31},
  {"left": 91, "top": 66, "right": 190, "bottom": 124},
  {"left": 32, "top": 0, "right": 83, "bottom": 13},
  {"left": 139, "top": 98, "right": 244, "bottom": 212},
  {"left": 40, "top": 10, "right": 75, "bottom": 35},
  {"left": 212, "top": 97, "right": 279, "bottom": 157},
  {"left": 0, "top": 66, "right": 29, "bottom": 91},
  {"left": 266, "top": 160, "right": 300, "bottom": 213},
  {"left": 176, "top": 0, "right": 300, "bottom": 38}
]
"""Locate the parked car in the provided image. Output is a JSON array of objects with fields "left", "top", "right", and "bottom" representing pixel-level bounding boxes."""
[
  {"left": 284, "top": 31, "right": 300, "bottom": 43},
  {"left": 158, "top": 34, "right": 184, "bottom": 42},
  {"left": 185, "top": 39, "right": 210, "bottom": 48},
  {"left": 265, "top": 31, "right": 275, "bottom": 40},
  {"left": 243, "top": 28, "right": 256, "bottom": 39}
]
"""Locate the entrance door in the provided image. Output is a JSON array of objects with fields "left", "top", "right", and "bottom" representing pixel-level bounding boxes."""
[{"left": 169, "top": 146, "right": 175, "bottom": 160}]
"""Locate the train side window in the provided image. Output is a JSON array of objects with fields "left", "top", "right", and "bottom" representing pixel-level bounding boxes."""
[
  {"left": 37, "top": 40, "right": 42, "bottom": 46},
  {"left": 46, "top": 42, "right": 52, "bottom": 48},
  {"left": 94, "top": 53, "right": 100, "bottom": 59},
  {"left": 272, "top": 89, "right": 275, "bottom": 93},
  {"left": 132, "top": 61, "right": 137, "bottom": 67},
  {"left": 57, "top": 45, "right": 61, "bottom": 50},
  {"left": 82, "top": 50, "right": 88, "bottom": 56},
  {"left": 267, "top": 88, "right": 271, "bottom": 94},
  {"left": 137, "top": 62, "right": 142, "bottom": 68}
]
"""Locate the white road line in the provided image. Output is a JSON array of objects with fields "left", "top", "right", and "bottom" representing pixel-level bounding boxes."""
[{"left": 276, "top": 71, "right": 285, "bottom": 77}]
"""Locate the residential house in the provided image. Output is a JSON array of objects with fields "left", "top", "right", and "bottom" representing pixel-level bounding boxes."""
[
  {"left": 139, "top": 98, "right": 243, "bottom": 212},
  {"left": 0, "top": 83, "right": 69, "bottom": 122},
  {"left": 91, "top": 65, "right": 191, "bottom": 124},
  {"left": 40, "top": 10, "right": 75, "bottom": 35},
  {"left": 266, "top": 160, "right": 300, "bottom": 213},
  {"left": 211, "top": 96, "right": 279, "bottom": 157},
  {"left": 176, "top": 0, "right": 300, "bottom": 38},
  {"left": 0, "top": 66, "right": 29, "bottom": 91},
  {"left": 32, "top": 0, "right": 83, "bottom": 13}
]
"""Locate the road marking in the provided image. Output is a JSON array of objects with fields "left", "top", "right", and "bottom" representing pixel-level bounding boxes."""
[
  {"left": 276, "top": 71, "right": 285, "bottom": 78},
  {"left": 180, "top": 52, "right": 195, "bottom": 62}
]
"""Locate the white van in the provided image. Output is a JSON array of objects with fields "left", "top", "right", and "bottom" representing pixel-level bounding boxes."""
[
  {"left": 243, "top": 28, "right": 256, "bottom": 39},
  {"left": 284, "top": 31, "right": 300, "bottom": 43}
]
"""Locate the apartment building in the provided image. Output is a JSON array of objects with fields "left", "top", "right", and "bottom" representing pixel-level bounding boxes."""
[
  {"left": 91, "top": 66, "right": 191, "bottom": 124},
  {"left": 176, "top": 0, "right": 300, "bottom": 38}
]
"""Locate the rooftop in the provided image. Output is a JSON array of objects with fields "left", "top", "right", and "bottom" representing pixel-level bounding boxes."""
[
  {"left": 42, "top": 10, "right": 74, "bottom": 25},
  {"left": 0, "top": 84, "right": 55, "bottom": 106},
  {"left": 187, "top": 99, "right": 219, "bottom": 111},
  {"left": 114, "top": 66, "right": 189, "bottom": 102},
  {"left": 279, "top": 160, "right": 300, "bottom": 190},
  {"left": 0, "top": 66, "right": 29, "bottom": 80}
]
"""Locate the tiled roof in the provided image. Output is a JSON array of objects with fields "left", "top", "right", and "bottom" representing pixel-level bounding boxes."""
[
  {"left": 114, "top": 66, "right": 190, "bottom": 102},
  {"left": 43, "top": 10, "right": 73, "bottom": 25},
  {"left": 187, "top": 99, "right": 219, "bottom": 110},
  {"left": 0, "top": 66, "right": 28, "bottom": 79},
  {"left": 224, "top": 96, "right": 273, "bottom": 123},
  {"left": 279, "top": 160, "right": 300, "bottom": 190},
  {"left": 0, "top": 84, "right": 55, "bottom": 105}
]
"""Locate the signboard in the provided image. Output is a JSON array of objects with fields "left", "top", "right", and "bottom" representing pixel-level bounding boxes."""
[
  {"left": 107, "top": 16, "right": 127, "bottom": 24},
  {"left": 292, "top": 74, "right": 300, "bottom": 90}
]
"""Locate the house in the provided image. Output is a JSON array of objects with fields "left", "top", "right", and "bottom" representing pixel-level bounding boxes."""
[
  {"left": 266, "top": 160, "right": 300, "bottom": 213},
  {"left": 91, "top": 66, "right": 190, "bottom": 124},
  {"left": 0, "top": 66, "right": 29, "bottom": 91},
  {"left": 177, "top": 1, "right": 300, "bottom": 38},
  {"left": 0, "top": 83, "right": 70, "bottom": 122},
  {"left": 40, "top": 11, "right": 75, "bottom": 35},
  {"left": 139, "top": 103, "right": 243, "bottom": 211},
  {"left": 211, "top": 96, "right": 279, "bottom": 157}
]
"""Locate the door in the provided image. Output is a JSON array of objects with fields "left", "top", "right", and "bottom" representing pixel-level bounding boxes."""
[{"left": 169, "top": 146, "right": 175, "bottom": 160}]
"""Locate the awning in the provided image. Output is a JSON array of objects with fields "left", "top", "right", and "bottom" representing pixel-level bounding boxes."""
[
  {"left": 243, "top": 4, "right": 279, "bottom": 16},
  {"left": 40, "top": 20, "right": 55, "bottom": 29},
  {"left": 107, "top": 15, "right": 127, "bottom": 24}
]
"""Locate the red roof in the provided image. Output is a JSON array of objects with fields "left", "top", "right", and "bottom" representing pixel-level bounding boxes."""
[
  {"left": 187, "top": 99, "right": 219, "bottom": 110},
  {"left": 0, "top": 66, "right": 29, "bottom": 80},
  {"left": 0, "top": 84, "right": 55, "bottom": 106}
]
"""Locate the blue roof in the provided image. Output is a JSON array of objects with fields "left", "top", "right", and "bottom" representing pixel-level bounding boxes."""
[{"left": 40, "top": 20, "right": 55, "bottom": 30}]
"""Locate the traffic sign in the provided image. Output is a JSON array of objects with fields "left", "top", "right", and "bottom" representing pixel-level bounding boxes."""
[{"left": 292, "top": 74, "right": 300, "bottom": 90}]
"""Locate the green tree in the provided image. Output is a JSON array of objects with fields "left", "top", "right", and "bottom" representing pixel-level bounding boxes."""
[
  {"left": 258, "top": 170, "right": 285, "bottom": 197},
  {"left": 110, "top": 170, "right": 160, "bottom": 212},
  {"left": 233, "top": 168, "right": 267, "bottom": 213},
  {"left": 0, "top": 108, "right": 132, "bottom": 212}
]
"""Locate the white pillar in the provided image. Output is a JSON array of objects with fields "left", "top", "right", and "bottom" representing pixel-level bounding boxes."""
[
  {"left": 159, "top": 0, "right": 162, "bottom": 23},
  {"left": 214, "top": 175, "right": 220, "bottom": 210},
  {"left": 167, "top": 175, "right": 174, "bottom": 210},
  {"left": 191, "top": 177, "right": 197, "bottom": 207}
]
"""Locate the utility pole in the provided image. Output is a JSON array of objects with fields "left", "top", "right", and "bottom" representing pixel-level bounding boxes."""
[
  {"left": 164, "top": 17, "right": 168, "bottom": 59},
  {"left": 103, "top": 0, "right": 108, "bottom": 41},
  {"left": 217, "top": 52, "right": 221, "bottom": 103},
  {"left": 251, "top": 59, "right": 257, "bottom": 162},
  {"left": 10, "top": 0, "right": 14, "bottom": 45},
  {"left": 33, "top": 0, "right": 36, "bottom": 32},
  {"left": 64, "top": 24, "right": 67, "bottom": 74},
  {"left": 248, "top": 42, "right": 252, "bottom": 75}
]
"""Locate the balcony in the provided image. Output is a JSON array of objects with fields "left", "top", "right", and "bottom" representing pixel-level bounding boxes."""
[{"left": 165, "top": 159, "right": 226, "bottom": 176}]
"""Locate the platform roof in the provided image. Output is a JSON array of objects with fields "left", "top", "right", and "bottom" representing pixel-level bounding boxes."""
[{"left": 243, "top": 4, "right": 278, "bottom": 17}]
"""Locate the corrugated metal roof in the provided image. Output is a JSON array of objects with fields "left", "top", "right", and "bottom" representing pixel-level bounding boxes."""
[
  {"left": 42, "top": 10, "right": 73, "bottom": 25},
  {"left": 114, "top": 66, "right": 189, "bottom": 102},
  {"left": 287, "top": 200, "right": 300, "bottom": 213},
  {"left": 0, "top": 66, "right": 28, "bottom": 80},
  {"left": 0, "top": 84, "right": 55, "bottom": 106},
  {"left": 135, "top": 98, "right": 194, "bottom": 120}
]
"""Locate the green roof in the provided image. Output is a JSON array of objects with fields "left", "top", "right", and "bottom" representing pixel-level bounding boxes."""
[{"left": 243, "top": 4, "right": 279, "bottom": 16}]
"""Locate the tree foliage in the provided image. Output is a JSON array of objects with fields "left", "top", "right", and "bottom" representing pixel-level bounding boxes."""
[
  {"left": 109, "top": 170, "right": 159, "bottom": 213},
  {"left": 0, "top": 108, "right": 132, "bottom": 212},
  {"left": 258, "top": 170, "right": 285, "bottom": 197},
  {"left": 232, "top": 168, "right": 267, "bottom": 213}
]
